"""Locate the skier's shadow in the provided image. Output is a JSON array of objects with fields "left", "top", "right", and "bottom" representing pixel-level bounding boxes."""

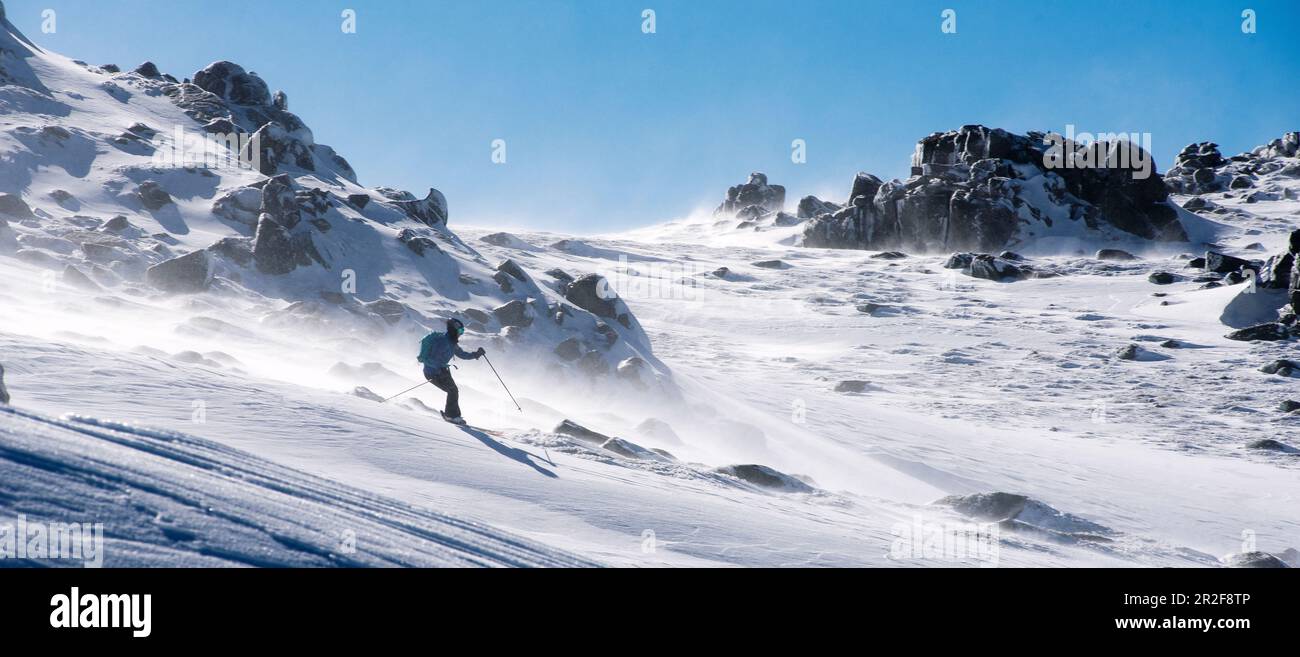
[{"left": 456, "top": 426, "right": 557, "bottom": 478}]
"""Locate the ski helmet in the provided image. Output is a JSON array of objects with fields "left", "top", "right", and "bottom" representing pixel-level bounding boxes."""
[{"left": 447, "top": 318, "right": 465, "bottom": 337}]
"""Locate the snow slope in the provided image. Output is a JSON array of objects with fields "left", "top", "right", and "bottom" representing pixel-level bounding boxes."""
[
  {"left": 0, "top": 405, "right": 593, "bottom": 567},
  {"left": 2, "top": 4, "right": 1298, "bottom": 567}
]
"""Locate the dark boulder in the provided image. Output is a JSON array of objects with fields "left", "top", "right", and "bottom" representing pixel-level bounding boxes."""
[
  {"left": 495, "top": 259, "right": 531, "bottom": 285},
  {"left": 103, "top": 215, "right": 132, "bottom": 232},
  {"left": 553, "top": 419, "right": 612, "bottom": 445},
  {"left": 944, "top": 252, "right": 975, "bottom": 269},
  {"left": 1260, "top": 359, "right": 1299, "bottom": 376},
  {"left": 934, "top": 492, "right": 1028, "bottom": 521},
  {"left": 576, "top": 350, "right": 610, "bottom": 377},
  {"left": 834, "top": 380, "right": 870, "bottom": 393},
  {"left": 1225, "top": 552, "right": 1290, "bottom": 568},
  {"left": 206, "top": 236, "right": 253, "bottom": 266},
  {"left": 193, "top": 61, "right": 270, "bottom": 106},
  {"left": 462, "top": 308, "right": 491, "bottom": 325},
  {"left": 1147, "top": 271, "right": 1176, "bottom": 285},
  {"left": 1246, "top": 439, "right": 1297, "bottom": 453},
  {"left": 0, "top": 193, "right": 33, "bottom": 219},
  {"left": 545, "top": 268, "right": 574, "bottom": 285},
  {"left": 145, "top": 250, "right": 212, "bottom": 293},
  {"left": 1203, "top": 251, "right": 1253, "bottom": 274},
  {"left": 492, "top": 299, "right": 533, "bottom": 328},
  {"left": 965, "top": 253, "right": 1028, "bottom": 281},
  {"left": 1096, "top": 248, "right": 1138, "bottom": 261},
  {"left": 564, "top": 274, "right": 619, "bottom": 319},
  {"left": 871, "top": 251, "right": 908, "bottom": 260},
  {"left": 1259, "top": 252, "right": 1294, "bottom": 289},
  {"left": 252, "top": 215, "right": 295, "bottom": 274},
  {"left": 133, "top": 61, "right": 161, "bottom": 78},
  {"left": 251, "top": 214, "right": 322, "bottom": 274},
  {"left": 714, "top": 464, "right": 815, "bottom": 493},
  {"left": 554, "top": 338, "right": 582, "bottom": 361},
  {"left": 396, "top": 228, "right": 439, "bottom": 256},
  {"left": 62, "top": 265, "right": 100, "bottom": 291},
  {"left": 1227, "top": 323, "right": 1291, "bottom": 342},
  {"left": 137, "top": 180, "right": 173, "bottom": 210},
  {"left": 346, "top": 193, "right": 370, "bottom": 209}
]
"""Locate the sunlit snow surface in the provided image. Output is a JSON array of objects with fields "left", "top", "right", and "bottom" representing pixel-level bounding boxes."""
[{"left": 1, "top": 11, "right": 1298, "bottom": 567}]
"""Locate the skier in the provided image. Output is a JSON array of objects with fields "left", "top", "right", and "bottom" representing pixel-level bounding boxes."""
[{"left": 417, "top": 318, "right": 485, "bottom": 425}]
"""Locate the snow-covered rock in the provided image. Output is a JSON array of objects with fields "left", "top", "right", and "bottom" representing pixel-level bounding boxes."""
[
  {"left": 802, "top": 125, "right": 1187, "bottom": 253},
  {"left": 714, "top": 172, "right": 786, "bottom": 219},
  {"left": 714, "top": 464, "right": 815, "bottom": 493}
]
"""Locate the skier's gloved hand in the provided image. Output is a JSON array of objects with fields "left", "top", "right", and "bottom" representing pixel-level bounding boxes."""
[{"left": 475, "top": 347, "right": 486, "bottom": 359}]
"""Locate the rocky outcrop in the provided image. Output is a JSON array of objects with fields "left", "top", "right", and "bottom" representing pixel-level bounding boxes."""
[
  {"left": 801, "top": 125, "right": 1186, "bottom": 253},
  {"left": 1252, "top": 131, "right": 1300, "bottom": 160},
  {"left": 378, "top": 188, "right": 448, "bottom": 227},
  {"left": 714, "top": 172, "right": 786, "bottom": 218},
  {"left": 153, "top": 60, "right": 356, "bottom": 182},
  {"left": 242, "top": 121, "right": 315, "bottom": 177},
  {"left": 193, "top": 61, "right": 270, "bottom": 106},
  {"left": 1165, "top": 131, "right": 1300, "bottom": 195},
  {"left": 0, "top": 362, "right": 9, "bottom": 404},
  {"left": 1162, "top": 142, "right": 1229, "bottom": 194}
]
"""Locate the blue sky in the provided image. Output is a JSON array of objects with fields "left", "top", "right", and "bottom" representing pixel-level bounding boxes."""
[{"left": 7, "top": 0, "right": 1299, "bottom": 231}]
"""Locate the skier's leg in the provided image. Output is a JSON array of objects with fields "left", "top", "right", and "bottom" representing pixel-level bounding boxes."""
[{"left": 429, "top": 368, "right": 461, "bottom": 418}]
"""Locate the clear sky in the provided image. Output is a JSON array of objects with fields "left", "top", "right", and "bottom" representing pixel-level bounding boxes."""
[{"left": 6, "top": 0, "right": 1298, "bottom": 232}]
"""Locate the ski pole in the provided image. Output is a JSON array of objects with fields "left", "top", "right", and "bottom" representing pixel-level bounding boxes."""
[
  {"left": 482, "top": 354, "right": 522, "bottom": 412},
  {"left": 381, "top": 380, "right": 430, "bottom": 403}
]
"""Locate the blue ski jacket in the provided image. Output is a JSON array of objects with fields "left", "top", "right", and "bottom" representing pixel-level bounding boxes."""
[{"left": 418, "top": 331, "right": 477, "bottom": 371}]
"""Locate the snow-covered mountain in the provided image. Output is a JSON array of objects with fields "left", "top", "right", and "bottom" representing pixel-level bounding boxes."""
[
  {"left": 0, "top": 4, "right": 668, "bottom": 397},
  {"left": 2, "top": 2, "right": 1297, "bottom": 568}
]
